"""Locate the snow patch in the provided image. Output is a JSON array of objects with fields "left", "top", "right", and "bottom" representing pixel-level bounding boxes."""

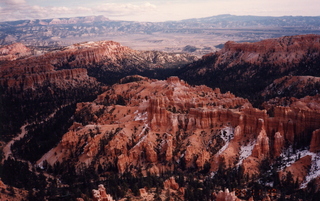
[
  {"left": 134, "top": 111, "right": 148, "bottom": 121},
  {"left": 279, "top": 147, "right": 311, "bottom": 170},
  {"left": 237, "top": 140, "right": 256, "bottom": 166},
  {"left": 301, "top": 152, "right": 320, "bottom": 188},
  {"left": 279, "top": 147, "right": 320, "bottom": 188},
  {"left": 217, "top": 127, "right": 234, "bottom": 155}
]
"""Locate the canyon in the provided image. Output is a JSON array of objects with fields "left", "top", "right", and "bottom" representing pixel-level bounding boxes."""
[{"left": 0, "top": 34, "right": 320, "bottom": 200}]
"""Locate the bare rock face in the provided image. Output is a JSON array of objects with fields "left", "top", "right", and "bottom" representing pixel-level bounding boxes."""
[
  {"left": 139, "top": 188, "right": 148, "bottom": 197},
  {"left": 92, "top": 184, "right": 115, "bottom": 201},
  {"left": 164, "top": 177, "right": 179, "bottom": 190},
  {"left": 145, "top": 143, "right": 158, "bottom": 163},
  {"left": 213, "top": 189, "right": 243, "bottom": 201},
  {"left": 0, "top": 68, "right": 92, "bottom": 90},
  {"left": 218, "top": 34, "right": 320, "bottom": 68},
  {"left": 273, "top": 132, "right": 285, "bottom": 157},
  {"left": 251, "top": 119, "right": 270, "bottom": 160},
  {"left": 0, "top": 40, "right": 196, "bottom": 91},
  {"left": 0, "top": 43, "right": 31, "bottom": 61},
  {"left": 310, "top": 129, "right": 320, "bottom": 152}
]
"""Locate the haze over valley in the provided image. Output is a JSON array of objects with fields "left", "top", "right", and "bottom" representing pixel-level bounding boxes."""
[{"left": 1, "top": 15, "right": 320, "bottom": 56}]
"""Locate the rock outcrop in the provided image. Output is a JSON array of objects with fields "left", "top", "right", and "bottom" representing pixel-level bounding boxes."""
[
  {"left": 251, "top": 119, "right": 270, "bottom": 160},
  {"left": 273, "top": 132, "right": 285, "bottom": 157},
  {"left": 0, "top": 43, "right": 31, "bottom": 61},
  {"left": 310, "top": 129, "right": 320, "bottom": 153},
  {"left": 164, "top": 177, "right": 179, "bottom": 190},
  {"left": 213, "top": 189, "right": 243, "bottom": 201},
  {"left": 179, "top": 34, "right": 320, "bottom": 103},
  {"left": 0, "top": 68, "right": 91, "bottom": 89},
  {"left": 92, "top": 184, "right": 115, "bottom": 201},
  {"left": 219, "top": 34, "right": 320, "bottom": 68},
  {"left": 0, "top": 41, "right": 196, "bottom": 90}
]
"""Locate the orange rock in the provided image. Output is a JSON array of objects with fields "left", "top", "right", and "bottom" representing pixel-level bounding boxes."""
[
  {"left": 139, "top": 188, "right": 148, "bottom": 197},
  {"left": 310, "top": 129, "right": 320, "bottom": 152},
  {"left": 214, "top": 189, "right": 243, "bottom": 201},
  {"left": 92, "top": 184, "right": 115, "bottom": 201},
  {"left": 252, "top": 119, "right": 270, "bottom": 160},
  {"left": 145, "top": 143, "right": 158, "bottom": 163},
  {"left": 273, "top": 132, "right": 285, "bottom": 157},
  {"left": 164, "top": 177, "right": 179, "bottom": 190}
]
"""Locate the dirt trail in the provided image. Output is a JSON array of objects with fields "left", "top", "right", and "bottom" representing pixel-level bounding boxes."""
[{"left": 2, "top": 124, "right": 28, "bottom": 162}]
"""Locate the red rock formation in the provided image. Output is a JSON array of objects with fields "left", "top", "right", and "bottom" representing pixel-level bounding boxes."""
[
  {"left": 218, "top": 34, "right": 320, "bottom": 68},
  {"left": 0, "top": 179, "right": 28, "bottom": 201},
  {"left": 36, "top": 76, "right": 320, "bottom": 182},
  {"left": 145, "top": 143, "right": 158, "bottom": 163},
  {"left": 92, "top": 184, "right": 115, "bottom": 201},
  {"left": 139, "top": 188, "right": 148, "bottom": 197},
  {"left": 0, "top": 43, "right": 31, "bottom": 61},
  {"left": 164, "top": 177, "right": 179, "bottom": 190},
  {"left": 0, "top": 41, "right": 195, "bottom": 92},
  {"left": 213, "top": 189, "right": 243, "bottom": 201},
  {"left": 251, "top": 119, "right": 270, "bottom": 160},
  {"left": 0, "top": 68, "right": 91, "bottom": 89},
  {"left": 273, "top": 132, "right": 285, "bottom": 157},
  {"left": 310, "top": 129, "right": 320, "bottom": 152}
]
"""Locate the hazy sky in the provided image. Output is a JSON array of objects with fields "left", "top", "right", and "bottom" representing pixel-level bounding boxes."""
[{"left": 0, "top": 0, "right": 319, "bottom": 22}]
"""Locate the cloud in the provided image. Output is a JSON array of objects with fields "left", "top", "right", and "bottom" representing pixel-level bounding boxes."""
[
  {"left": 96, "top": 2, "right": 156, "bottom": 17},
  {"left": 0, "top": 0, "right": 319, "bottom": 22},
  {"left": 2, "top": 0, "right": 26, "bottom": 5},
  {"left": 0, "top": 1, "right": 158, "bottom": 22}
]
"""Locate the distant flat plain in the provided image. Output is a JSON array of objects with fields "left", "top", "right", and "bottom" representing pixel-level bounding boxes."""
[{"left": 57, "top": 27, "right": 313, "bottom": 56}]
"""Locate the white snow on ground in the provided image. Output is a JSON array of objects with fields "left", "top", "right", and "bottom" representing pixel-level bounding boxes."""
[
  {"left": 217, "top": 127, "right": 234, "bottom": 155},
  {"left": 138, "top": 124, "right": 149, "bottom": 137},
  {"left": 301, "top": 152, "right": 320, "bottom": 188},
  {"left": 279, "top": 146, "right": 320, "bottom": 188},
  {"left": 279, "top": 147, "right": 311, "bottom": 170},
  {"left": 134, "top": 111, "right": 148, "bottom": 122},
  {"left": 236, "top": 140, "right": 256, "bottom": 166}
]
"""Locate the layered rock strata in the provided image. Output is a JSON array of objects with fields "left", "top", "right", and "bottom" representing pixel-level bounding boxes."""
[{"left": 37, "top": 76, "right": 320, "bottom": 183}]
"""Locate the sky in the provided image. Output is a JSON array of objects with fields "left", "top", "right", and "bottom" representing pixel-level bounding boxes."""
[{"left": 0, "top": 0, "right": 319, "bottom": 22}]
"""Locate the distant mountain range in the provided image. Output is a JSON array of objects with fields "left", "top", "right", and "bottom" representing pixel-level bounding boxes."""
[{"left": 1, "top": 15, "right": 320, "bottom": 51}]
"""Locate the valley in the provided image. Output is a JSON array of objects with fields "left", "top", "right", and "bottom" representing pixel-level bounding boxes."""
[
  {"left": 2, "top": 15, "right": 320, "bottom": 56},
  {"left": 0, "top": 15, "right": 320, "bottom": 200}
]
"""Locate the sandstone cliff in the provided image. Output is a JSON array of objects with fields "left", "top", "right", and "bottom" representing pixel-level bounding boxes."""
[
  {"left": 179, "top": 34, "right": 320, "bottom": 102},
  {"left": 0, "top": 41, "right": 196, "bottom": 89}
]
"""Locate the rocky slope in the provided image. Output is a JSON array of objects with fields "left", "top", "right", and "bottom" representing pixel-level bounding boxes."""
[
  {"left": 29, "top": 76, "right": 320, "bottom": 200},
  {"left": 0, "top": 40, "right": 196, "bottom": 142},
  {"left": 0, "top": 43, "right": 31, "bottom": 62},
  {"left": 178, "top": 34, "right": 320, "bottom": 104},
  {"left": 262, "top": 75, "right": 320, "bottom": 99}
]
